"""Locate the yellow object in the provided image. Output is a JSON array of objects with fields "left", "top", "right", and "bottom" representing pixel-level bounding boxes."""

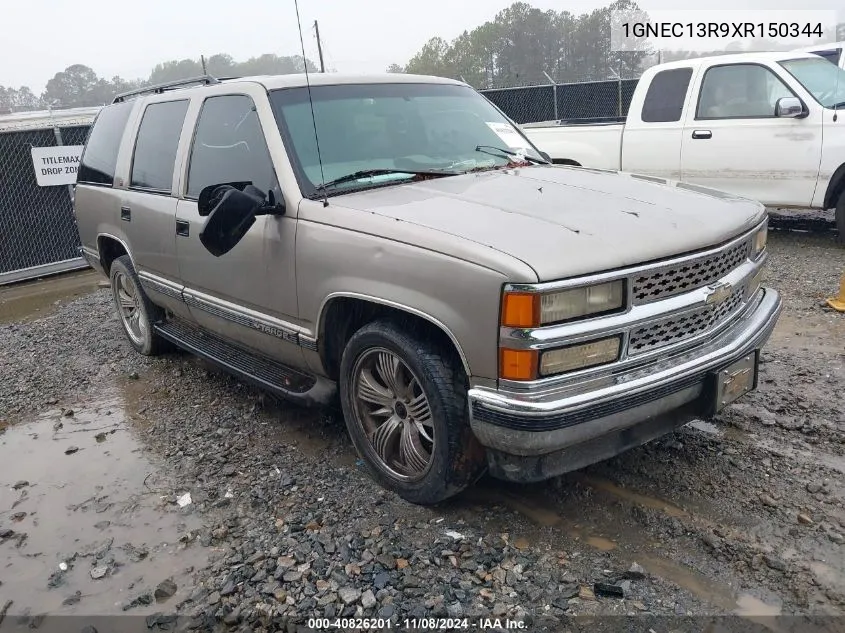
[
  {"left": 500, "top": 348, "right": 538, "bottom": 381},
  {"left": 827, "top": 273, "right": 845, "bottom": 312}
]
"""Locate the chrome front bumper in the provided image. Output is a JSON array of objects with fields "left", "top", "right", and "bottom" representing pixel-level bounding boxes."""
[{"left": 468, "top": 287, "right": 782, "bottom": 463}]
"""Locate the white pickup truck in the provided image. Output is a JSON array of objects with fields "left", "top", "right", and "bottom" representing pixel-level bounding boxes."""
[{"left": 522, "top": 51, "right": 845, "bottom": 242}]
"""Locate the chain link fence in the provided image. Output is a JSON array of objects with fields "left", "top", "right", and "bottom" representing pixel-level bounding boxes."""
[
  {"left": 0, "top": 110, "right": 96, "bottom": 285},
  {"left": 480, "top": 77, "right": 640, "bottom": 124}
]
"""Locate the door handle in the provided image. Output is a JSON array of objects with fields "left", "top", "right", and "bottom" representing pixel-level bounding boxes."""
[
  {"left": 692, "top": 130, "right": 712, "bottom": 140},
  {"left": 120, "top": 206, "right": 131, "bottom": 221},
  {"left": 175, "top": 219, "right": 190, "bottom": 237}
]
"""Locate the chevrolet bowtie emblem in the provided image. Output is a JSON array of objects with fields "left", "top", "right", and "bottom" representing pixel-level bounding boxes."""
[{"left": 705, "top": 282, "right": 733, "bottom": 306}]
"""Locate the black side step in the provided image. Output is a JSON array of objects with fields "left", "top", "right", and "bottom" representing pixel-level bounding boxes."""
[{"left": 154, "top": 319, "right": 336, "bottom": 407}]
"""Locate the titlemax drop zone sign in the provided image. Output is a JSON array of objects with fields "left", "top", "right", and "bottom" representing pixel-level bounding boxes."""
[{"left": 30, "top": 145, "right": 84, "bottom": 186}]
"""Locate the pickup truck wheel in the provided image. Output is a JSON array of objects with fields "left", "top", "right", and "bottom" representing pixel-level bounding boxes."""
[
  {"left": 836, "top": 192, "right": 845, "bottom": 246},
  {"left": 339, "top": 320, "right": 486, "bottom": 505},
  {"left": 109, "top": 255, "right": 168, "bottom": 356}
]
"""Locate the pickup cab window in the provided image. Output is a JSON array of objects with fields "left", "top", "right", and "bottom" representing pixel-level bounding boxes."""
[
  {"left": 780, "top": 57, "right": 845, "bottom": 110},
  {"left": 641, "top": 68, "right": 693, "bottom": 123},
  {"left": 696, "top": 64, "right": 795, "bottom": 119},
  {"left": 269, "top": 82, "right": 544, "bottom": 198}
]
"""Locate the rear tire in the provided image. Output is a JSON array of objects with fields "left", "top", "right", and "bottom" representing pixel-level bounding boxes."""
[
  {"left": 836, "top": 191, "right": 845, "bottom": 246},
  {"left": 109, "top": 255, "right": 169, "bottom": 356},
  {"left": 339, "top": 320, "right": 486, "bottom": 505}
]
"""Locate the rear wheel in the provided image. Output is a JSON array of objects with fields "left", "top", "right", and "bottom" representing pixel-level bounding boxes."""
[
  {"left": 109, "top": 255, "right": 169, "bottom": 356},
  {"left": 339, "top": 320, "right": 486, "bottom": 504},
  {"left": 836, "top": 191, "right": 845, "bottom": 246}
]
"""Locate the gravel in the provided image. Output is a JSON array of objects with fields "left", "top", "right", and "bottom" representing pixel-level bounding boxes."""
[{"left": 1, "top": 228, "right": 844, "bottom": 629}]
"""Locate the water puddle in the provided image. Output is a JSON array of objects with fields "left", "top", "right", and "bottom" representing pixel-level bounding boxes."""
[
  {"left": 735, "top": 593, "right": 782, "bottom": 617},
  {"left": 585, "top": 536, "right": 617, "bottom": 551},
  {"left": 0, "top": 270, "right": 102, "bottom": 324},
  {"left": 688, "top": 419, "right": 724, "bottom": 436},
  {"left": 467, "top": 480, "right": 785, "bottom": 622},
  {"left": 573, "top": 473, "right": 689, "bottom": 519},
  {"left": 0, "top": 391, "right": 207, "bottom": 619}
]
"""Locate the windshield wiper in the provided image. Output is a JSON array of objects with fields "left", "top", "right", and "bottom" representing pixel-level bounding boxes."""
[
  {"left": 831, "top": 101, "right": 845, "bottom": 110},
  {"left": 316, "top": 168, "right": 457, "bottom": 192},
  {"left": 475, "top": 145, "right": 549, "bottom": 165}
]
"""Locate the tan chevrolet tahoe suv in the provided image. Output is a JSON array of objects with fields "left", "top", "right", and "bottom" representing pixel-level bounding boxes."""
[{"left": 73, "top": 72, "right": 782, "bottom": 505}]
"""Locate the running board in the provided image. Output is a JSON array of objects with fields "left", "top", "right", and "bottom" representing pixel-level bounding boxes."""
[{"left": 154, "top": 319, "right": 336, "bottom": 407}]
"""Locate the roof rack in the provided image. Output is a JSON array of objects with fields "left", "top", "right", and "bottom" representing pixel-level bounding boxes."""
[{"left": 112, "top": 75, "right": 222, "bottom": 104}]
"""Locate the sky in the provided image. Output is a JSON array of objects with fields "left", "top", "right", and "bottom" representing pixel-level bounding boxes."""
[{"left": 2, "top": 0, "right": 844, "bottom": 94}]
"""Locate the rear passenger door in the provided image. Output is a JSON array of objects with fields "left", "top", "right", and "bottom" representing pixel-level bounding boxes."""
[
  {"left": 174, "top": 91, "right": 303, "bottom": 367},
  {"left": 121, "top": 98, "right": 192, "bottom": 318}
]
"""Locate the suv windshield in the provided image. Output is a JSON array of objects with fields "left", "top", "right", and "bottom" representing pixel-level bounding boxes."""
[
  {"left": 269, "top": 82, "right": 544, "bottom": 197},
  {"left": 779, "top": 57, "right": 845, "bottom": 109}
]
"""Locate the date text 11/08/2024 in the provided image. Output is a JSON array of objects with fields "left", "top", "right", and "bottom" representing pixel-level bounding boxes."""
[{"left": 307, "top": 617, "right": 527, "bottom": 630}]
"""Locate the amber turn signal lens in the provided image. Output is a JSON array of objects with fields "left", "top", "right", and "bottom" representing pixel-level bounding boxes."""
[
  {"left": 501, "top": 292, "right": 540, "bottom": 328},
  {"left": 500, "top": 348, "right": 539, "bottom": 381}
]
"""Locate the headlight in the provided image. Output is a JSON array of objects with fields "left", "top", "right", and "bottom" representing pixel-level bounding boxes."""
[
  {"left": 540, "top": 336, "right": 621, "bottom": 376},
  {"left": 540, "top": 281, "right": 624, "bottom": 324},
  {"left": 501, "top": 280, "right": 625, "bottom": 328},
  {"left": 752, "top": 224, "right": 767, "bottom": 258}
]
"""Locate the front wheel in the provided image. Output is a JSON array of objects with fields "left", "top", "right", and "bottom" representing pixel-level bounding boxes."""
[
  {"left": 339, "top": 320, "right": 486, "bottom": 504},
  {"left": 836, "top": 191, "right": 845, "bottom": 246}
]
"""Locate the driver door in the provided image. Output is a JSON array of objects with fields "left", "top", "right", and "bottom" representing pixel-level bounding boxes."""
[
  {"left": 175, "top": 91, "right": 303, "bottom": 367},
  {"left": 680, "top": 62, "right": 822, "bottom": 206}
]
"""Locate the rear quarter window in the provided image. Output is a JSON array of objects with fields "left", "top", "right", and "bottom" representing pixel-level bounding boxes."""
[
  {"left": 77, "top": 101, "right": 134, "bottom": 186},
  {"left": 641, "top": 68, "right": 693, "bottom": 123}
]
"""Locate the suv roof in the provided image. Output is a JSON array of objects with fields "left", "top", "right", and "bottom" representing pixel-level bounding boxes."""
[{"left": 112, "top": 72, "right": 465, "bottom": 103}]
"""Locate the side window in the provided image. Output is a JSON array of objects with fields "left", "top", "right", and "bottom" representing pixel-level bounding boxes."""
[
  {"left": 696, "top": 64, "right": 794, "bottom": 119},
  {"left": 186, "top": 95, "right": 277, "bottom": 199},
  {"left": 813, "top": 49, "right": 841, "bottom": 66},
  {"left": 641, "top": 68, "right": 693, "bottom": 123},
  {"left": 130, "top": 100, "right": 189, "bottom": 192},
  {"left": 77, "top": 101, "right": 134, "bottom": 186}
]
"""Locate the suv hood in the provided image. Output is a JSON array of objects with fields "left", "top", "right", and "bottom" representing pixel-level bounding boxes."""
[{"left": 333, "top": 166, "right": 766, "bottom": 281}]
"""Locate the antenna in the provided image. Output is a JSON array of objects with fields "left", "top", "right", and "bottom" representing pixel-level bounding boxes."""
[
  {"left": 294, "top": 0, "right": 328, "bottom": 207},
  {"left": 201, "top": 55, "right": 207, "bottom": 74}
]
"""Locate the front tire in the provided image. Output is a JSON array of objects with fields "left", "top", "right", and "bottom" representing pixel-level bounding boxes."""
[
  {"left": 836, "top": 191, "right": 845, "bottom": 246},
  {"left": 109, "top": 255, "right": 168, "bottom": 356},
  {"left": 339, "top": 320, "right": 486, "bottom": 504}
]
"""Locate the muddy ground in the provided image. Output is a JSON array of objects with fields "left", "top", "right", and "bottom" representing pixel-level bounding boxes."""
[{"left": 0, "top": 229, "right": 843, "bottom": 632}]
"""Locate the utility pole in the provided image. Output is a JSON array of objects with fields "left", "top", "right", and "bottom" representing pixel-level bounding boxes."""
[{"left": 314, "top": 20, "right": 325, "bottom": 73}]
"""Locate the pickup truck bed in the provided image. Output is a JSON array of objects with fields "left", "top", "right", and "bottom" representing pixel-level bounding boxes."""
[{"left": 522, "top": 120, "right": 624, "bottom": 169}]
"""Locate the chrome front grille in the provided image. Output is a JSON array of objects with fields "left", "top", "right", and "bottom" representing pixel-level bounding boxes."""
[
  {"left": 628, "top": 288, "right": 744, "bottom": 355},
  {"left": 632, "top": 240, "right": 750, "bottom": 305}
]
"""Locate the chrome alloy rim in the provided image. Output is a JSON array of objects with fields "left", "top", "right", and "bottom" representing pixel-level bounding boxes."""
[{"left": 351, "top": 348, "right": 435, "bottom": 480}]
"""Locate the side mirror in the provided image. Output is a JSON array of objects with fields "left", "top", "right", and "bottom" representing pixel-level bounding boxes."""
[
  {"left": 775, "top": 97, "right": 804, "bottom": 118},
  {"left": 198, "top": 184, "right": 272, "bottom": 257}
]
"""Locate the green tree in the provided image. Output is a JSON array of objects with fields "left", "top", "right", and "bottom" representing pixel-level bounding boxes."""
[
  {"left": 405, "top": 37, "right": 452, "bottom": 76},
  {"left": 148, "top": 58, "right": 204, "bottom": 85},
  {"left": 41, "top": 64, "right": 102, "bottom": 107},
  {"left": 391, "top": 1, "right": 653, "bottom": 88},
  {"left": 0, "top": 85, "right": 42, "bottom": 112}
]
